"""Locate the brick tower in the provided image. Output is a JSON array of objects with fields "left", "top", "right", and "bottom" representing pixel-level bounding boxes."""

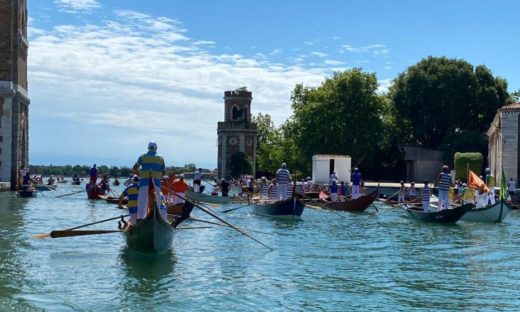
[
  {"left": 0, "top": 0, "right": 30, "bottom": 188},
  {"left": 217, "top": 89, "right": 257, "bottom": 179}
]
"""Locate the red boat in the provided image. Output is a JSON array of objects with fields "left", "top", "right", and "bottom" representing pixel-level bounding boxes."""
[{"left": 322, "top": 189, "right": 379, "bottom": 212}]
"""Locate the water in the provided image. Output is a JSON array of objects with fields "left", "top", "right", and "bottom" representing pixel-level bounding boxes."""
[{"left": 2, "top": 183, "right": 520, "bottom": 311}]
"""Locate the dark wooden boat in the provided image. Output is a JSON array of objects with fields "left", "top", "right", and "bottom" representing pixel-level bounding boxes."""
[
  {"left": 18, "top": 188, "right": 36, "bottom": 197},
  {"left": 57, "top": 179, "right": 69, "bottom": 184},
  {"left": 98, "top": 195, "right": 127, "bottom": 205},
  {"left": 404, "top": 203, "right": 473, "bottom": 224},
  {"left": 86, "top": 183, "right": 101, "bottom": 199},
  {"left": 36, "top": 184, "right": 57, "bottom": 191},
  {"left": 122, "top": 199, "right": 193, "bottom": 253},
  {"left": 71, "top": 179, "right": 82, "bottom": 185},
  {"left": 323, "top": 189, "right": 379, "bottom": 212},
  {"left": 252, "top": 197, "right": 305, "bottom": 218}
]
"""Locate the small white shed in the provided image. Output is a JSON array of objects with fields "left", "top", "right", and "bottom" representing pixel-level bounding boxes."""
[{"left": 312, "top": 154, "right": 352, "bottom": 184}]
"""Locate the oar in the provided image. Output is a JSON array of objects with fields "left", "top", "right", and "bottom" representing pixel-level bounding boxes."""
[
  {"left": 33, "top": 214, "right": 129, "bottom": 239},
  {"left": 371, "top": 203, "right": 379, "bottom": 212},
  {"left": 172, "top": 193, "right": 273, "bottom": 251},
  {"left": 221, "top": 203, "right": 252, "bottom": 213},
  {"left": 50, "top": 229, "right": 121, "bottom": 238},
  {"left": 176, "top": 226, "right": 213, "bottom": 230},
  {"left": 189, "top": 217, "right": 273, "bottom": 236},
  {"left": 302, "top": 193, "right": 346, "bottom": 219},
  {"left": 55, "top": 189, "right": 84, "bottom": 198}
]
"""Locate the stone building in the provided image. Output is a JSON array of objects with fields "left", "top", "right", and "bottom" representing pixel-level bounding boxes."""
[
  {"left": 400, "top": 145, "right": 444, "bottom": 183},
  {"left": 217, "top": 89, "right": 257, "bottom": 179},
  {"left": 0, "top": 0, "right": 30, "bottom": 189},
  {"left": 487, "top": 103, "right": 520, "bottom": 183}
]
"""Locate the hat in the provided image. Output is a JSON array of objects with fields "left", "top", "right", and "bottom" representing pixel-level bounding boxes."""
[
  {"left": 179, "top": 174, "right": 184, "bottom": 179},
  {"left": 281, "top": 163, "right": 287, "bottom": 169},
  {"left": 354, "top": 167, "right": 359, "bottom": 172},
  {"left": 148, "top": 141, "right": 157, "bottom": 150},
  {"left": 485, "top": 168, "right": 490, "bottom": 173},
  {"left": 133, "top": 175, "right": 139, "bottom": 182}
]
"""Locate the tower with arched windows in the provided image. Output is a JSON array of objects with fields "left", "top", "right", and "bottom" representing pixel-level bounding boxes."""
[
  {"left": 0, "top": 0, "right": 30, "bottom": 188},
  {"left": 217, "top": 89, "right": 257, "bottom": 179}
]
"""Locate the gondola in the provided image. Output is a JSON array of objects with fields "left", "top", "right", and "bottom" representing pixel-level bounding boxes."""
[
  {"left": 251, "top": 197, "right": 305, "bottom": 218},
  {"left": 460, "top": 201, "right": 510, "bottom": 223},
  {"left": 322, "top": 189, "right": 379, "bottom": 212},
  {"left": 86, "top": 183, "right": 101, "bottom": 199},
  {"left": 122, "top": 197, "right": 193, "bottom": 253},
  {"left": 98, "top": 194, "right": 127, "bottom": 205},
  {"left": 186, "top": 190, "right": 239, "bottom": 205},
  {"left": 36, "top": 184, "right": 57, "bottom": 191},
  {"left": 403, "top": 203, "right": 473, "bottom": 224},
  {"left": 71, "top": 179, "right": 82, "bottom": 185},
  {"left": 18, "top": 188, "right": 36, "bottom": 197}
]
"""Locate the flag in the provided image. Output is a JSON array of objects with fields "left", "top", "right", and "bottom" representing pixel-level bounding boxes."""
[
  {"left": 468, "top": 169, "right": 489, "bottom": 193},
  {"left": 500, "top": 167, "right": 509, "bottom": 202}
]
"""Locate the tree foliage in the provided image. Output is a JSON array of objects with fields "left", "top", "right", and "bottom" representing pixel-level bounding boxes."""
[
  {"left": 227, "top": 152, "right": 252, "bottom": 177},
  {"left": 390, "top": 56, "right": 509, "bottom": 150},
  {"left": 288, "top": 69, "right": 392, "bottom": 174}
]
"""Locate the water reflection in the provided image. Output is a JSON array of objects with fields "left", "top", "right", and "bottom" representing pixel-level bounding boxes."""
[{"left": 120, "top": 246, "right": 177, "bottom": 279}]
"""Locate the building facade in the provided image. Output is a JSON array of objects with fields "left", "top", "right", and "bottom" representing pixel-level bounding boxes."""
[
  {"left": 487, "top": 103, "right": 520, "bottom": 183},
  {"left": 400, "top": 145, "right": 444, "bottom": 183},
  {"left": 0, "top": 0, "right": 30, "bottom": 189},
  {"left": 217, "top": 90, "right": 257, "bottom": 179}
]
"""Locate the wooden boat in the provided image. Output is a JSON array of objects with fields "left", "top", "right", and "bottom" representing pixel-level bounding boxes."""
[
  {"left": 57, "top": 179, "right": 69, "bottom": 184},
  {"left": 322, "top": 189, "right": 379, "bottom": 212},
  {"left": 18, "top": 188, "right": 36, "bottom": 197},
  {"left": 122, "top": 199, "right": 193, "bottom": 253},
  {"left": 35, "top": 184, "right": 57, "bottom": 191},
  {"left": 252, "top": 197, "right": 305, "bottom": 218},
  {"left": 460, "top": 201, "right": 510, "bottom": 223},
  {"left": 71, "top": 179, "right": 82, "bottom": 185},
  {"left": 404, "top": 203, "right": 473, "bottom": 224},
  {"left": 86, "top": 184, "right": 101, "bottom": 199},
  {"left": 185, "top": 190, "right": 239, "bottom": 205},
  {"left": 98, "top": 194, "right": 127, "bottom": 205}
]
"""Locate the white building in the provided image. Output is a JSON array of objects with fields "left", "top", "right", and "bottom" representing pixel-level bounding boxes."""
[
  {"left": 487, "top": 103, "right": 520, "bottom": 183},
  {"left": 312, "top": 154, "right": 351, "bottom": 184}
]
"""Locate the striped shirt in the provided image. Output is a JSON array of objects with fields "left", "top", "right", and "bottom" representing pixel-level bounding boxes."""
[
  {"left": 268, "top": 184, "right": 279, "bottom": 200},
  {"left": 136, "top": 151, "right": 165, "bottom": 187},
  {"left": 421, "top": 187, "right": 431, "bottom": 202},
  {"left": 122, "top": 183, "right": 139, "bottom": 214},
  {"left": 438, "top": 172, "right": 451, "bottom": 191},
  {"left": 276, "top": 168, "right": 291, "bottom": 184},
  {"left": 259, "top": 183, "right": 269, "bottom": 198}
]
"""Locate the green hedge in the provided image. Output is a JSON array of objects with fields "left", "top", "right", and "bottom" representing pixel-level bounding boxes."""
[{"left": 454, "top": 152, "right": 483, "bottom": 181}]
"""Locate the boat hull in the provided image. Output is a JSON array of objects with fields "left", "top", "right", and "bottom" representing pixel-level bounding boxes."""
[
  {"left": 18, "top": 189, "right": 35, "bottom": 197},
  {"left": 252, "top": 198, "right": 305, "bottom": 218},
  {"left": 36, "top": 184, "right": 57, "bottom": 191},
  {"left": 186, "top": 190, "right": 234, "bottom": 205},
  {"left": 323, "top": 190, "right": 378, "bottom": 212},
  {"left": 404, "top": 203, "right": 473, "bottom": 224},
  {"left": 461, "top": 201, "right": 510, "bottom": 223}
]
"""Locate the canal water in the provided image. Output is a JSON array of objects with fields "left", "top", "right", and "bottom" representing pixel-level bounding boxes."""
[{"left": 1, "top": 182, "right": 520, "bottom": 311}]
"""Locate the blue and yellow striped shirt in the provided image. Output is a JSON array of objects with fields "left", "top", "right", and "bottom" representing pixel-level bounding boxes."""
[
  {"left": 136, "top": 151, "right": 165, "bottom": 187},
  {"left": 122, "top": 183, "right": 139, "bottom": 213}
]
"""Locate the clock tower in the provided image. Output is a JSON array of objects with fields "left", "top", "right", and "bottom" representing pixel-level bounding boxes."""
[{"left": 217, "top": 89, "right": 257, "bottom": 179}]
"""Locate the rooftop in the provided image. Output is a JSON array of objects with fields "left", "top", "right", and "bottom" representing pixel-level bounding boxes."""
[{"left": 501, "top": 102, "right": 520, "bottom": 111}]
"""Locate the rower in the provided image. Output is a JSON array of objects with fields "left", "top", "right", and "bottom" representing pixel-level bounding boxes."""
[{"left": 120, "top": 175, "right": 139, "bottom": 224}]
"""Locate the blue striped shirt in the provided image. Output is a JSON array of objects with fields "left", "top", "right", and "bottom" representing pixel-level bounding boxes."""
[
  {"left": 122, "top": 183, "right": 139, "bottom": 213},
  {"left": 422, "top": 187, "right": 431, "bottom": 202},
  {"left": 438, "top": 172, "right": 451, "bottom": 191},
  {"left": 276, "top": 168, "right": 291, "bottom": 184},
  {"left": 269, "top": 184, "right": 279, "bottom": 199},
  {"left": 136, "top": 151, "right": 165, "bottom": 187}
]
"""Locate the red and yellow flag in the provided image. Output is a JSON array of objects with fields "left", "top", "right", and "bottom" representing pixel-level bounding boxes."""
[{"left": 468, "top": 170, "right": 489, "bottom": 193}]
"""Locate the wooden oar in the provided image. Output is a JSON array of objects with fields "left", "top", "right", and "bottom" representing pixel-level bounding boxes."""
[
  {"left": 221, "top": 203, "right": 252, "bottom": 213},
  {"left": 33, "top": 214, "right": 129, "bottom": 239},
  {"left": 189, "top": 217, "right": 273, "bottom": 236},
  {"left": 172, "top": 192, "right": 273, "bottom": 251},
  {"left": 176, "top": 226, "right": 213, "bottom": 230},
  {"left": 55, "top": 189, "right": 84, "bottom": 198},
  {"left": 302, "top": 193, "right": 346, "bottom": 219},
  {"left": 50, "top": 229, "right": 121, "bottom": 238}
]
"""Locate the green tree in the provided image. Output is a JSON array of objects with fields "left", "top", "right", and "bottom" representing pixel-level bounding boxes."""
[
  {"left": 227, "top": 152, "right": 252, "bottom": 177},
  {"left": 288, "top": 69, "right": 391, "bottom": 174},
  {"left": 390, "top": 56, "right": 509, "bottom": 149}
]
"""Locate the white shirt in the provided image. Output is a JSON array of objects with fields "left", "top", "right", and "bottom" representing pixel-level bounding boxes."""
[{"left": 508, "top": 180, "right": 516, "bottom": 192}]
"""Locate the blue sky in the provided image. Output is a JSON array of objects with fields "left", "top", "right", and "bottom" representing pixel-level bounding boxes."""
[{"left": 28, "top": 0, "right": 520, "bottom": 168}]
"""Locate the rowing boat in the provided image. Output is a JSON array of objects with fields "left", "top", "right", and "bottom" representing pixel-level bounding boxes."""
[
  {"left": 186, "top": 190, "right": 238, "bottom": 205},
  {"left": 403, "top": 203, "right": 473, "bottom": 224},
  {"left": 252, "top": 197, "right": 305, "bottom": 218},
  {"left": 322, "top": 189, "right": 379, "bottom": 212},
  {"left": 86, "top": 184, "right": 100, "bottom": 200},
  {"left": 36, "top": 184, "right": 57, "bottom": 191},
  {"left": 122, "top": 199, "right": 193, "bottom": 253},
  {"left": 18, "top": 188, "right": 36, "bottom": 197},
  {"left": 460, "top": 201, "right": 510, "bottom": 223},
  {"left": 98, "top": 195, "right": 127, "bottom": 205}
]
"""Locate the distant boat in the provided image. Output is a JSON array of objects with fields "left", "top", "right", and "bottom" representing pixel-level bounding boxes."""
[
  {"left": 185, "top": 190, "right": 239, "bottom": 205},
  {"left": 36, "top": 184, "right": 57, "bottom": 191},
  {"left": 403, "top": 203, "right": 473, "bottom": 224},
  {"left": 252, "top": 197, "right": 305, "bottom": 218},
  {"left": 461, "top": 201, "right": 510, "bottom": 223},
  {"left": 18, "top": 188, "right": 36, "bottom": 198}
]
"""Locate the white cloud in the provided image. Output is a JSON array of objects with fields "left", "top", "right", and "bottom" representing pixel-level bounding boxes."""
[
  {"left": 311, "top": 51, "right": 328, "bottom": 57},
  {"left": 341, "top": 44, "right": 389, "bottom": 56},
  {"left": 28, "top": 11, "right": 326, "bottom": 166},
  {"left": 54, "top": 0, "right": 100, "bottom": 12},
  {"left": 377, "top": 78, "right": 393, "bottom": 94},
  {"left": 323, "top": 59, "right": 345, "bottom": 65}
]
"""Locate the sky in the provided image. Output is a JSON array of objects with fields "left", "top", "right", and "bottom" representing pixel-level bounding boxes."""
[{"left": 27, "top": 0, "right": 520, "bottom": 168}]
